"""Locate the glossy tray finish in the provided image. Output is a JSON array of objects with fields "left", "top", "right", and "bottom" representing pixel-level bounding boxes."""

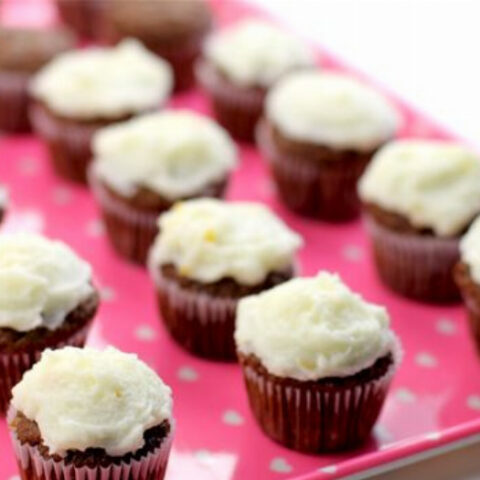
[{"left": 1, "top": 0, "right": 480, "bottom": 479}]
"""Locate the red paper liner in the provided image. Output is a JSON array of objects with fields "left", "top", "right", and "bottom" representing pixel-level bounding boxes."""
[
  {"left": 238, "top": 341, "right": 400, "bottom": 453},
  {"left": 0, "top": 324, "right": 90, "bottom": 416},
  {"left": 0, "top": 71, "right": 30, "bottom": 133},
  {"left": 9, "top": 409, "right": 174, "bottom": 480},
  {"left": 30, "top": 103, "right": 103, "bottom": 184},
  {"left": 151, "top": 265, "right": 238, "bottom": 361},
  {"left": 365, "top": 215, "right": 460, "bottom": 302},
  {"left": 257, "top": 120, "right": 371, "bottom": 221},
  {"left": 196, "top": 61, "right": 265, "bottom": 142}
]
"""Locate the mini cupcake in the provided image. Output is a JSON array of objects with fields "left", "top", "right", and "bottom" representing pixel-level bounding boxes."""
[
  {"left": 0, "top": 234, "right": 98, "bottom": 414},
  {"left": 0, "top": 27, "right": 74, "bottom": 133},
  {"left": 105, "top": 0, "right": 212, "bottom": 91},
  {"left": 455, "top": 217, "right": 480, "bottom": 354},
  {"left": 9, "top": 346, "right": 173, "bottom": 480},
  {"left": 197, "top": 19, "right": 314, "bottom": 141},
  {"left": 235, "top": 272, "right": 400, "bottom": 452},
  {"left": 56, "top": 0, "right": 106, "bottom": 41},
  {"left": 359, "top": 140, "right": 480, "bottom": 303},
  {"left": 149, "top": 198, "right": 302, "bottom": 360},
  {"left": 90, "top": 110, "right": 237, "bottom": 265},
  {"left": 30, "top": 39, "right": 173, "bottom": 184},
  {"left": 258, "top": 71, "right": 399, "bottom": 220}
]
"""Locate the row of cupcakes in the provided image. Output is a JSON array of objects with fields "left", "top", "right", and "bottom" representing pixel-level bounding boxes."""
[{"left": 0, "top": 231, "right": 401, "bottom": 479}]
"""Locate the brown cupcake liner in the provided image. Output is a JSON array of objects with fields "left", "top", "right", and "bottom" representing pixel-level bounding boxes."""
[
  {"left": 365, "top": 215, "right": 460, "bottom": 302},
  {"left": 30, "top": 103, "right": 102, "bottom": 184},
  {"left": 0, "top": 71, "right": 31, "bottom": 133},
  {"left": 238, "top": 339, "right": 400, "bottom": 453},
  {"left": 9, "top": 408, "right": 174, "bottom": 480},
  {"left": 454, "top": 262, "right": 480, "bottom": 355},
  {"left": 196, "top": 61, "right": 265, "bottom": 142},
  {"left": 150, "top": 265, "right": 238, "bottom": 361},
  {"left": 0, "top": 324, "right": 90, "bottom": 416},
  {"left": 257, "top": 120, "right": 371, "bottom": 221},
  {"left": 56, "top": 0, "right": 107, "bottom": 41},
  {"left": 89, "top": 168, "right": 161, "bottom": 265}
]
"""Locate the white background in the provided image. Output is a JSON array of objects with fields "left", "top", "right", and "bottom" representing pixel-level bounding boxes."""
[{"left": 252, "top": 1, "right": 480, "bottom": 479}]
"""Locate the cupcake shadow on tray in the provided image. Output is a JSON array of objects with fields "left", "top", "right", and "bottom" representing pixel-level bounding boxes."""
[{"left": 1, "top": 0, "right": 480, "bottom": 478}]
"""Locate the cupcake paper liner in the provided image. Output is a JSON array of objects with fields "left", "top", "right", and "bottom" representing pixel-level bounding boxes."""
[
  {"left": 238, "top": 339, "right": 400, "bottom": 453},
  {"left": 151, "top": 265, "right": 238, "bottom": 361},
  {"left": 8, "top": 408, "right": 174, "bottom": 480},
  {"left": 30, "top": 103, "right": 100, "bottom": 184},
  {"left": 366, "top": 215, "right": 460, "bottom": 302},
  {"left": 196, "top": 61, "right": 265, "bottom": 142},
  {"left": 89, "top": 168, "right": 161, "bottom": 265},
  {"left": 0, "top": 71, "right": 30, "bottom": 133},
  {"left": 257, "top": 121, "right": 370, "bottom": 221},
  {"left": 0, "top": 324, "right": 90, "bottom": 416}
]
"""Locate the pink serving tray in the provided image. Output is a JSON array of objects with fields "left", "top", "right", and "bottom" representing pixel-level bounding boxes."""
[{"left": 2, "top": 0, "right": 480, "bottom": 479}]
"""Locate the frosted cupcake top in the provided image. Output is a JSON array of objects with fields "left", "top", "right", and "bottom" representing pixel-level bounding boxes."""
[
  {"left": 30, "top": 39, "right": 173, "bottom": 119},
  {"left": 235, "top": 272, "right": 396, "bottom": 381},
  {"left": 359, "top": 140, "right": 480, "bottom": 237},
  {"left": 460, "top": 217, "right": 480, "bottom": 284},
  {"left": 11, "top": 346, "right": 173, "bottom": 457},
  {"left": 0, "top": 234, "right": 93, "bottom": 332},
  {"left": 204, "top": 19, "right": 314, "bottom": 88},
  {"left": 149, "top": 199, "right": 303, "bottom": 285},
  {"left": 266, "top": 71, "right": 399, "bottom": 150},
  {"left": 92, "top": 110, "right": 237, "bottom": 200}
]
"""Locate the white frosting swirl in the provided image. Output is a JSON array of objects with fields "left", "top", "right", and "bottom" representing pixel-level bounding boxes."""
[
  {"left": 11, "top": 346, "right": 173, "bottom": 456},
  {"left": 359, "top": 140, "right": 480, "bottom": 236},
  {"left": 266, "top": 71, "right": 400, "bottom": 149},
  {"left": 30, "top": 39, "right": 173, "bottom": 119},
  {"left": 149, "top": 199, "right": 302, "bottom": 285},
  {"left": 92, "top": 110, "right": 237, "bottom": 199},
  {"left": 204, "top": 19, "right": 314, "bottom": 88},
  {"left": 235, "top": 272, "right": 396, "bottom": 380},
  {"left": 460, "top": 216, "right": 480, "bottom": 284},
  {"left": 0, "top": 234, "right": 93, "bottom": 332}
]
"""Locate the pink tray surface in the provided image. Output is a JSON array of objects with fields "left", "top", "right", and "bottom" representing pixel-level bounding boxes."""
[{"left": 2, "top": 0, "right": 480, "bottom": 479}]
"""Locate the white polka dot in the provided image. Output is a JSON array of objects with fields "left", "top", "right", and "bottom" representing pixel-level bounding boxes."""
[
  {"left": 374, "top": 424, "right": 394, "bottom": 443},
  {"left": 342, "top": 245, "right": 364, "bottom": 262},
  {"left": 177, "top": 366, "right": 198, "bottom": 382},
  {"left": 319, "top": 465, "right": 338, "bottom": 474},
  {"left": 467, "top": 395, "right": 480, "bottom": 411},
  {"left": 436, "top": 317, "right": 457, "bottom": 335},
  {"left": 222, "top": 409, "right": 244, "bottom": 426},
  {"left": 100, "top": 286, "right": 116, "bottom": 302},
  {"left": 194, "top": 449, "right": 213, "bottom": 462},
  {"left": 134, "top": 325, "right": 157, "bottom": 341},
  {"left": 415, "top": 352, "right": 438, "bottom": 368},
  {"left": 9, "top": 476, "right": 20, "bottom": 480},
  {"left": 18, "top": 156, "right": 38, "bottom": 175},
  {"left": 52, "top": 186, "right": 72, "bottom": 205},
  {"left": 13, "top": 209, "right": 45, "bottom": 233},
  {"left": 86, "top": 219, "right": 105, "bottom": 237},
  {"left": 270, "top": 457, "right": 293, "bottom": 474},
  {"left": 425, "top": 431, "right": 442, "bottom": 441},
  {"left": 395, "top": 387, "right": 417, "bottom": 403}
]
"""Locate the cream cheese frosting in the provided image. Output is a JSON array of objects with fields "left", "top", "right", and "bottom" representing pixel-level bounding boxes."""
[
  {"left": 11, "top": 346, "right": 173, "bottom": 456},
  {"left": 358, "top": 140, "right": 480, "bottom": 237},
  {"left": 235, "top": 272, "right": 396, "bottom": 381},
  {"left": 30, "top": 39, "right": 173, "bottom": 120},
  {"left": 0, "top": 234, "right": 93, "bottom": 332},
  {"left": 204, "top": 19, "right": 315, "bottom": 88},
  {"left": 265, "top": 71, "right": 400, "bottom": 150},
  {"left": 149, "top": 199, "right": 303, "bottom": 285},
  {"left": 460, "top": 216, "right": 480, "bottom": 284},
  {"left": 92, "top": 110, "right": 237, "bottom": 199}
]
